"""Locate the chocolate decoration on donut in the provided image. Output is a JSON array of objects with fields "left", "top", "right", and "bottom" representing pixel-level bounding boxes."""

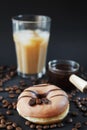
[
  {"left": 50, "top": 94, "right": 68, "bottom": 99},
  {"left": 18, "top": 87, "right": 68, "bottom": 107}
]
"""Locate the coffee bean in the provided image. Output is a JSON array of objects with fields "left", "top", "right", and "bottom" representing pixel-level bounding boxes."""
[
  {"left": 10, "top": 71, "right": 16, "bottom": 77},
  {"left": 37, "top": 128, "right": 42, "bottom": 130},
  {"left": 12, "top": 122, "right": 17, "bottom": 128},
  {"left": 16, "top": 89, "right": 21, "bottom": 94},
  {"left": 83, "top": 112, "right": 87, "bottom": 117},
  {"left": 81, "top": 100, "right": 86, "bottom": 105},
  {"left": 66, "top": 117, "right": 73, "bottom": 123},
  {"left": 36, "top": 125, "right": 42, "bottom": 129},
  {"left": 9, "top": 94, "right": 15, "bottom": 98},
  {"left": 84, "top": 121, "right": 87, "bottom": 125},
  {"left": 9, "top": 90, "right": 14, "bottom": 94},
  {"left": 12, "top": 102, "right": 17, "bottom": 109},
  {"left": 43, "top": 125, "right": 49, "bottom": 129},
  {"left": 6, "top": 110, "right": 12, "bottom": 115},
  {"left": 77, "top": 104, "right": 82, "bottom": 109},
  {"left": 30, "top": 124, "right": 36, "bottom": 128},
  {"left": 71, "top": 111, "right": 78, "bottom": 116},
  {"left": 7, "top": 125, "right": 13, "bottom": 130},
  {"left": 2, "top": 99, "right": 9, "bottom": 104},
  {"left": 0, "top": 81, "right": 3, "bottom": 86},
  {"left": 8, "top": 104, "right": 13, "bottom": 109},
  {"left": 0, "top": 66, "right": 4, "bottom": 70},
  {"left": 3, "top": 103, "right": 9, "bottom": 108},
  {"left": 76, "top": 97, "right": 81, "bottom": 101},
  {"left": 0, "top": 118, "right": 6, "bottom": 124},
  {"left": 81, "top": 106, "right": 87, "bottom": 112},
  {"left": 6, "top": 121, "right": 12, "bottom": 125},
  {"left": 50, "top": 124, "right": 57, "bottom": 128},
  {"left": 25, "top": 120, "right": 31, "bottom": 126},
  {"left": 16, "top": 126, "right": 22, "bottom": 130},
  {"left": 0, "top": 96, "right": 3, "bottom": 101},
  {"left": 72, "top": 128, "right": 78, "bottom": 130},
  {"left": 57, "top": 122, "right": 64, "bottom": 127},
  {"left": 0, "top": 123, "right": 6, "bottom": 128},
  {"left": 0, "top": 87, "right": 4, "bottom": 92},
  {"left": 29, "top": 98, "right": 36, "bottom": 106},
  {"left": 5, "top": 87, "right": 10, "bottom": 91},
  {"left": 0, "top": 115, "right": 5, "bottom": 119},
  {"left": 75, "top": 122, "right": 81, "bottom": 128}
]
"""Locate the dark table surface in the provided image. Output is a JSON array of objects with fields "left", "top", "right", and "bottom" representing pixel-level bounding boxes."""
[{"left": 0, "top": 66, "right": 87, "bottom": 130}]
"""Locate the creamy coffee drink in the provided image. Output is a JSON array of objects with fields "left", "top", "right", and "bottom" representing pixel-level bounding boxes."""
[{"left": 13, "top": 30, "right": 49, "bottom": 75}]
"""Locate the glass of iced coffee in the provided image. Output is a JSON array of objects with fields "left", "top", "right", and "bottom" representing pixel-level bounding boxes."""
[{"left": 12, "top": 15, "right": 51, "bottom": 78}]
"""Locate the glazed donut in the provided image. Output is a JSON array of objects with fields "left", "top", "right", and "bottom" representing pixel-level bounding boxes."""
[{"left": 17, "top": 84, "right": 69, "bottom": 124}]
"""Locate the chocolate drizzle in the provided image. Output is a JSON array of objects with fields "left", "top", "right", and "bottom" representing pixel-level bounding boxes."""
[
  {"left": 18, "top": 95, "right": 32, "bottom": 101},
  {"left": 18, "top": 86, "right": 68, "bottom": 107},
  {"left": 50, "top": 94, "right": 68, "bottom": 99}
]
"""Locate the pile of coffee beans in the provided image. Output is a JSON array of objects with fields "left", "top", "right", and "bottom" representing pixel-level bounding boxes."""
[
  {"left": 29, "top": 97, "right": 50, "bottom": 106},
  {"left": 0, "top": 65, "right": 87, "bottom": 130},
  {"left": 0, "top": 113, "right": 22, "bottom": 130}
]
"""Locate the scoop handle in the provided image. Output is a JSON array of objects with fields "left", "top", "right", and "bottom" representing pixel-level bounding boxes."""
[{"left": 69, "top": 74, "right": 87, "bottom": 93}]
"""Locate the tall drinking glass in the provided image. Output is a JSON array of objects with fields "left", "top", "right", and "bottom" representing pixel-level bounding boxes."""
[{"left": 12, "top": 15, "right": 51, "bottom": 78}]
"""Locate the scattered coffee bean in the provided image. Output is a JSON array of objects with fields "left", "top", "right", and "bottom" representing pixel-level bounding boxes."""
[
  {"left": 0, "top": 123, "right": 6, "bottom": 128},
  {"left": 0, "top": 118, "right": 6, "bottom": 124},
  {"left": 0, "top": 66, "right": 5, "bottom": 70},
  {"left": 75, "top": 122, "right": 81, "bottom": 129},
  {"left": 7, "top": 125, "right": 13, "bottom": 130},
  {"left": 6, "top": 110, "right": 12, "bottom": 115},
  {"left": 16, "top": 126, "right": 22, "bottom": 130},
  {"left": 81, "top": 106, "right": 87, "bottom": 112},
  {"left": 43, "top": 125, "right": 49, "bottom": 129},
  {"left": 16, "top": 89, "right": 21, "bottom": 94},
  {"left": 36, "top": 125, "right": 42, "bottom": 129},
  {"left": 71, "top": 111, "right": 78, "bottom": 117},
  {"left": 8, "top": 104, "right": 13, "bottom": 109},
  {"left": 0, "top": 87, "right": 4, "bottom": 92},
  {"left": 66, "top": 117, "right": 73, "bottom": 123},
  {"left": 9, "top": 94, "right": 15, "bottom": 98},
  {"left": 50, "top": 124, "right": 57, "bottom": 128},
  {"left": 83, "top": 112, "right": 87, "bottom": 117},
  {"left": 12, "top": 122, "right": 17, "bottom": 128},
  {"left": 30, "top": 124, "right": 36, "bottom": 128},
  {"left": 0, "top": 96, "right": 3, "bottom": 101},
  {"left": 0, "top": 81, "right": 3, "bottom": 86},
  {"left": 6, "top": 121, "right": 12, "bottom": 125},
  {"left": 0, "top": 115, "right": 5, "bottom": 119},
  {"left": 84, "top": 121, "right": 87, "bottom": 125},
  {"left": 25, "top": 120, "right": 31, "bottom": 126},
  {"left": 57, "top": 122, "right": 64, "bottom": 127},
  {"left": 72, "top": 128, "right": 78, "bottom": 130},
  {"left": 36, "top": 128, "right": 42, "bottom": 130}
]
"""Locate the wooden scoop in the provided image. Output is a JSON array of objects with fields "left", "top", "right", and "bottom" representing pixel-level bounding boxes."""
[{"left": 69, "top": 74, "right": 87, "bottom": 93}]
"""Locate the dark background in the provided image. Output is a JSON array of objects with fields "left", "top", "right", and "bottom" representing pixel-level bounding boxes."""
[{"left": 0, "top": 0, "right": 87, "bottom": 71}]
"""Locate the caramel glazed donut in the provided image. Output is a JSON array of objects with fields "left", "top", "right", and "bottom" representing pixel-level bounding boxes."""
[{"left": 17, "top": 84, "right": 69, "bottom": 124}]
